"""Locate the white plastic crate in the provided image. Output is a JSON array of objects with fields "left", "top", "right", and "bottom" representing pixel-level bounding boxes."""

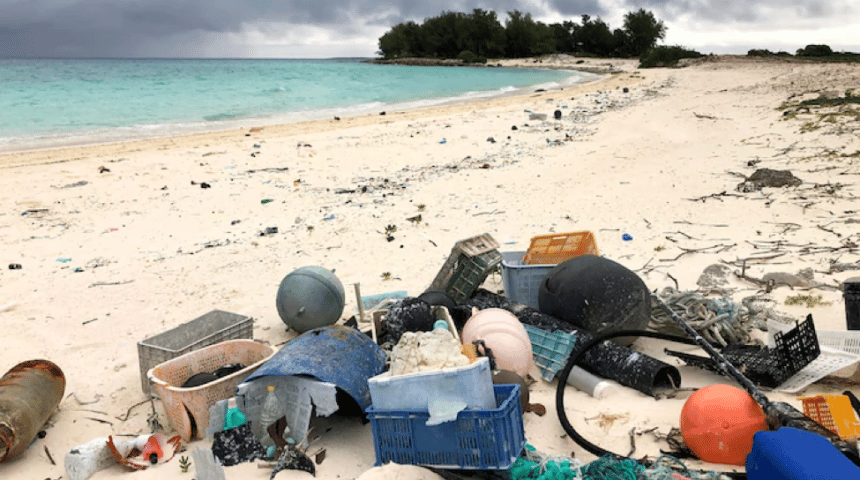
[
  {"left": 776, "top": 346, "right": 860, "bottom": 393},
  {"left": 500, "top": 251, "right": 555, "bottom": 309},
  {"left": 368, "top": 357, "right": 495, "bottom": 425},
  {"left": 767, "top": 320, "right": 860, "bottom": 392},
  {"left": 816, "top": 330, "right": 860, "bottom": 355}
]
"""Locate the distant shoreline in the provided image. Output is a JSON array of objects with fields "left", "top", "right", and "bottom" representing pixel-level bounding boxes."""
[{"left": 366, "top": 56, "right": 626, "bottom": 74}]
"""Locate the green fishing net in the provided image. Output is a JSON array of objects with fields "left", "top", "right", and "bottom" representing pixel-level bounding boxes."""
[{"left": 510, "top": 447, "right": 731, "bottom": 480}]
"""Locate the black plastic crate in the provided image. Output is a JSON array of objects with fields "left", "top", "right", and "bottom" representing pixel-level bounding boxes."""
[{"left": 666, "top": 314, "right": 820, "bottom": 389}]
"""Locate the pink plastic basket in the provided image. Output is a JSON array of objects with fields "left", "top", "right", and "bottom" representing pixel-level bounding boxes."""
[{"left": 148, "top": 339, "right": 273, "bottom": 440}]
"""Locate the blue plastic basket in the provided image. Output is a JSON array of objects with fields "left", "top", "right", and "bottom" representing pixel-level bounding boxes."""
[
  {"left": 500, "top": 251, "right": 556, "bottom": 309},
  {"left": 525, "top": 324, "right": 577, "bottom": 381},
  {"left": 366, "top": 384, "right": 525, "bottom": 470}
]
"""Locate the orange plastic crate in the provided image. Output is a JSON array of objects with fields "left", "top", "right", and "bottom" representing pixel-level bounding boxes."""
[
  {"left": 801, "top": 394, "right": 860, "bottom": 441},
  {"left": 523, "top": 231, "right": 599, "bottom": 265}
]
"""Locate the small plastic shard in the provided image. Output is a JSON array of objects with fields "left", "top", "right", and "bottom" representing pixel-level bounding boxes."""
[
  {"left": 106, "top": 434, "right": 181, "bottom": 470},
  {"left": 192, "top": 447, "right": 227, "bottom": 480},
  {"left": 426, "top": 399, "right": 468, "bottom": 426}
]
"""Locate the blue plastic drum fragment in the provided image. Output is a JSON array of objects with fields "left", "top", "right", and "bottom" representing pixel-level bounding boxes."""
[{"left": 244, "top": 326, "right": 387, "bottom": 410}]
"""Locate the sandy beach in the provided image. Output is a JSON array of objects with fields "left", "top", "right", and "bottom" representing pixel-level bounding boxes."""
[{"left": 2, "top": 54, "right": 860, "bottom": 479}]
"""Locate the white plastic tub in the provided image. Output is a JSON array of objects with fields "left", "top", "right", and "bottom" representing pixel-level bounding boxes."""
[{"left": 368, "top": 357, "right": 495, "bottom": 424}]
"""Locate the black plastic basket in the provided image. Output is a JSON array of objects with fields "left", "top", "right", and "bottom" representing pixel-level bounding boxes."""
[{"left": 666, "top": 314, "right": 820, "bottom": 389}]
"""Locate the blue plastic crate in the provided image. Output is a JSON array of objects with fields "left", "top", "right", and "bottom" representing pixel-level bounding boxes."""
[
  {"left": 500, "top": 251, "right": 556, "bottom": 309},
  {"left": 524, "top": 325, "right": 577, "bottom": 382},
  {"left": 366, "top": 384, "right": 525, "bottom": 470}
]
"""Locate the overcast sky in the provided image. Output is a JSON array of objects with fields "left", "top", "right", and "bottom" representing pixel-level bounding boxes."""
[{"left": 1, "top": 0, "right": 856, "bottom": 58}]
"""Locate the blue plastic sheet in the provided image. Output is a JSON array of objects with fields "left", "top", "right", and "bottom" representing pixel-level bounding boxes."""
[{"left": 244, "top": 326, "right": 386, "bottom": 410}]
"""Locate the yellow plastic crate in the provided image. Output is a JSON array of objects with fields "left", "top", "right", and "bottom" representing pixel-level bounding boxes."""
[
  {"left": 801, "top": 394, "right": 860, "bottom": 441},
  {"left": 523, "top": 231, "right": 599, "bottom": 265}
]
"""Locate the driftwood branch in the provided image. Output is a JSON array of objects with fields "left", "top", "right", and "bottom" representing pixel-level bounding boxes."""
[
  {"left": 660, "top": 243, "right": 736, "bottom": 262},
  {"left": 686, "top": 191, "right": 743, "bottom": 202}
]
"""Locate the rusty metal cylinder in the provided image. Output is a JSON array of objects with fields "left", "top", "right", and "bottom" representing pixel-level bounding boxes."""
[{"left": 0, "top": 360, "right": 65, "bottom": 463}]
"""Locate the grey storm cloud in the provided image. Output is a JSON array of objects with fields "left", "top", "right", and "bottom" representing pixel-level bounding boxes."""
[
  {"left": 1, "top": 0, "right": 611, "bottom": 57},
  {"left": 2, "top": 0, "right": 854, "bottom": 57},
  {"left": 625, "top": 0, "right": 844, "bottom": 23}
]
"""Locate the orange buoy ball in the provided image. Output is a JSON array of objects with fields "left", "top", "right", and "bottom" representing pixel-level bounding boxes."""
[{"left": 680, "top": 384, "right": 769, "bottom": 466}]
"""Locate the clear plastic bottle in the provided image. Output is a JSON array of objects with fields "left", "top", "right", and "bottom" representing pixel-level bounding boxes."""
[{"left": 259, "top": 385, "right": 281, "bottom": 444}]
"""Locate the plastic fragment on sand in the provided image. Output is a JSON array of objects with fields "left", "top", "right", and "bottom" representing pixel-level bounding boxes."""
[{"left": 192, "top": 448, "right": 227, "bottom": 480}]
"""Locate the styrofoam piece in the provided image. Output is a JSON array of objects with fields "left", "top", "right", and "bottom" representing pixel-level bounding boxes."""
[
  {"left": 207, "top": 375, "right": 338, "bottom": 447},
  {"left": 64, "top": 437, "right": 117, "bottom": 480},
  {"left": 192, "top": 448, "right": 226, "bottom": 480},
  {"left": 368, "top": 357, "right": 495, "bottom": 424}
]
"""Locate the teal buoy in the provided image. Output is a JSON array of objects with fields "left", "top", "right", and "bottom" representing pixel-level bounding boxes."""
[{"left": 276, "top": 266, "right": 345, "bottom": 333}]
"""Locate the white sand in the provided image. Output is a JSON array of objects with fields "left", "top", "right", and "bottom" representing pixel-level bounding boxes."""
[{"left": 2, "top": 55, "right": 860, "bottom": 479}]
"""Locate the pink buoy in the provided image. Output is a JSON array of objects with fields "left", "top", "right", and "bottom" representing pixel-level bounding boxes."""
[{"left": 461, "top": 308, "right": 534, "bottom": 378}]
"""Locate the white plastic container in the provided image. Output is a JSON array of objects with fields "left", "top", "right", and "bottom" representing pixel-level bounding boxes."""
[{"left": 368, "top": 357, "right": 495, "bottom": 424}]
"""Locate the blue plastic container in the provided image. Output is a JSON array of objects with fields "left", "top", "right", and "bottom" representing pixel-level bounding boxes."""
[
  {"left": 746, "top": 427, "right": 860, "bottom": 479},
  {"left": 500, "top": 251, "right": 555, "bottom": 309},
  {"left": 366, "top": 384, "right": 525, "bottom": 470}
]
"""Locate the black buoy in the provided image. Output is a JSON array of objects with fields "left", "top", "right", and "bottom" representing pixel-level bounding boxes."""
[
  {"left": 538, "top": 255, "right": 650, "bottom": 344},
  {"left": 418, "top": 290, "right": 458, "bottom": 311}
]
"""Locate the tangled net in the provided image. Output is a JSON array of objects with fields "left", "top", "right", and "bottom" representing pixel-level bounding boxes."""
[
  {"left": 649, "top": 287, "right": 799, "bottom": 347},
  {"left": 510, "top": 450, "right": 733, "bottom": 480}
]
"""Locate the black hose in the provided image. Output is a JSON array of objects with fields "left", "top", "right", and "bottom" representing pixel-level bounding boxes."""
[{"left": 555, "top": 328, "right": 749, "bottom": 479}]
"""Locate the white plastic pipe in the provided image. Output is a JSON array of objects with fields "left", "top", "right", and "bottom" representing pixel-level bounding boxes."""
[{"left": 567, "top": 366, "right": 619, "bottom": 399}]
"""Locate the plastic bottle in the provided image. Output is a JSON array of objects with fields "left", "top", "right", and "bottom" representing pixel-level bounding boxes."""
[
  {"left": 259, "top": 385, "right": 281, "bottom": 445},
  {"left": 140, "top": 435, "right": 163, "bottom": 464},
  {"left": 223, "top": 398, "right": 246, "bottom": 430}
]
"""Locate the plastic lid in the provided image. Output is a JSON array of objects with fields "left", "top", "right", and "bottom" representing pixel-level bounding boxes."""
[
  {"left": 591, "top": 380, "right": 618, "bottom": 400},
  {"left": 433, "top": 320, "right": 449, "bottom": 330}
]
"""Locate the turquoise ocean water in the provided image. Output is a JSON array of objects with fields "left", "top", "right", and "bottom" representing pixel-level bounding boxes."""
[{"left": 0, "top": 58, "right": 595, "bottom": 152}]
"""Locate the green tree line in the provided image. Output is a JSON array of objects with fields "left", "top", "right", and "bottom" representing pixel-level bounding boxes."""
[{"left": 377, "top": 8, "right": 666, "bottom": 62}]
